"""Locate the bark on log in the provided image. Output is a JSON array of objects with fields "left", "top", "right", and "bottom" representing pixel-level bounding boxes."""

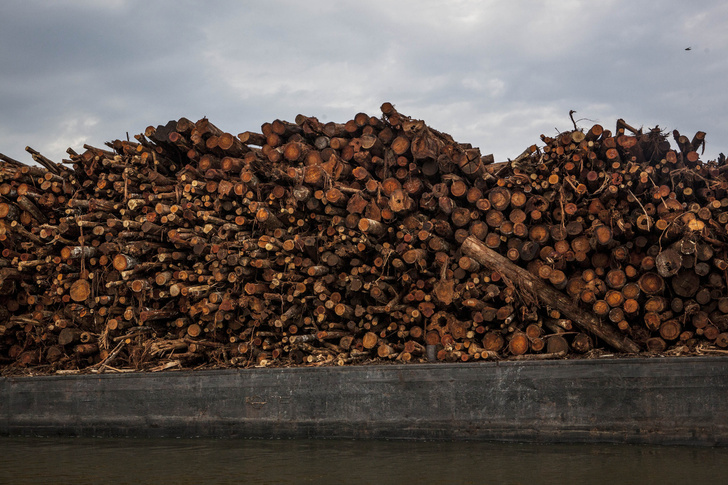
[{"left": 461, "top": 236, "right": 641, "bottom": 353}]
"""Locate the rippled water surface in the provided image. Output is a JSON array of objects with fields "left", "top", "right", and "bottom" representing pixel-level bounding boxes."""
[{"left": 0, "top": 437, "right": 726, "bottom": 485}]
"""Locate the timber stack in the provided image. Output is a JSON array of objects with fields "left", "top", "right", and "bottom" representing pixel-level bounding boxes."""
[{"left": 1, "top": 103, "right": 727, "bottom": 373}]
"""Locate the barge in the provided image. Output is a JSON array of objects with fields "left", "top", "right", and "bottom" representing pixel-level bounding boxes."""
[{"left": 2, "top": 356, "right": 726, "bottom": 446}]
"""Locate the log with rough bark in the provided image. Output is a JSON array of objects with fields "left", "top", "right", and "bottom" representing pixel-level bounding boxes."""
[{"left": 461, "top": 236, "right": 641, "bottom": 353}]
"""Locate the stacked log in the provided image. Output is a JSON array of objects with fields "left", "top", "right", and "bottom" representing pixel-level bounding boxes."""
[{"left": 1, "top": 105, "right": 727, "bottom": 374}]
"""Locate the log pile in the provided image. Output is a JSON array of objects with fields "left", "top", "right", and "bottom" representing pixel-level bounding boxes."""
[{"left": 1, "top": 103, "right": 728, "bottom": 374}]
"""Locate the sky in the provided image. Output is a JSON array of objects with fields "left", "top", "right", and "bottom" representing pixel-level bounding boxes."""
[{"left": 1, "top": 0, "right": 727, "bottom": 165}]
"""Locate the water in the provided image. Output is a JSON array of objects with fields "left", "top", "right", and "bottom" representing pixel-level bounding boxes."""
[{"left": 1, "top": 438, "right": 726, "bottom": 485}]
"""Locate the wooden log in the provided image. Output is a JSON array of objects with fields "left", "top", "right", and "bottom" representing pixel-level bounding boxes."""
[
  {"left": 655, "top": 248, "right": 682, "bottom": 277},
  {"left": 672, "top": 269, "right": 700, "bottom": 298},
  {"left": 571, "top": 333, "right": 593, "bottom": 353},
  {"left": 69, "top": 279, "right": 91, "bottom": 302},
  {"left": 461, "top": 236, "right": 641, "bottom": 353},
  {"left": 507, "top": 332, "right": 530, "bottom": 356},
  {"left": 546, "top": 334, "right": 570, "bottom": 354}
]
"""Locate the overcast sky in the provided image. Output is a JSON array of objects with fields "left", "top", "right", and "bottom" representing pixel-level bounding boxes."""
[{"left": 1, "top": 0, "right": 727, "bottom": 165}]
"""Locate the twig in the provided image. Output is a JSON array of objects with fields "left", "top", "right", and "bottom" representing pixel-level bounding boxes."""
[
  {"left": 628, "top": 189, "right": 651, "bottom": 231},
  {"left": 511, "top": 350, "right": 567, "bottom": 361},
  {"left": 183, "top": 338, "right": 224, "bottom": 348},
  {"left": 113, "top": 326, "right": 153, "bottom": 342},
  {"left": 90, "top": 340, "right": 126, "bottom": 371},
  {"left": 569, "top": 110, "right": 578, "bottom": 131},
  {"left": 698, "top": 347, "right": 728, "bottom": 355}
]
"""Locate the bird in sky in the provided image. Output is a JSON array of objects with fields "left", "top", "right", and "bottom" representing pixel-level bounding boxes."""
[{"left": 685, "top": 47, "right": 692, "bottom": 51}]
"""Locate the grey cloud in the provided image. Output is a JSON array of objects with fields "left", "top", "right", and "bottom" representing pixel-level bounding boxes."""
[{"left": 1, "top": 0, "right": 727, "bottom": 165}]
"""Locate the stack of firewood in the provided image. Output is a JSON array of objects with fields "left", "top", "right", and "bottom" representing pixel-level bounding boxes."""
[{"left": 0, "top": 103, "right": 726, "bottom": 373}]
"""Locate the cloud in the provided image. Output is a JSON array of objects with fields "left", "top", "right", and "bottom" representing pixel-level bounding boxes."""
[
  {"left": 44, "top": 114, "right": 100, "bottom": 158},
  {"left": 0, "top": 0, "right": 727, "bottom": 165}
]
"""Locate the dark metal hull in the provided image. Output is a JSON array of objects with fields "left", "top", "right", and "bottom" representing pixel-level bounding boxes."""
[{"left": 2, "top": 356, "right": 726, "bottom": 445}]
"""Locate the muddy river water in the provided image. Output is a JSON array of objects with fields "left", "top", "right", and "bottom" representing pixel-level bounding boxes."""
[{"left": 1, "top": 437, "right": 726, "bottom": 484}]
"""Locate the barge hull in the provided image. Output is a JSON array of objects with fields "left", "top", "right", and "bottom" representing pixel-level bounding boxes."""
[{"left": 1, "top": 357, "right": 726, "bottom": 445}]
